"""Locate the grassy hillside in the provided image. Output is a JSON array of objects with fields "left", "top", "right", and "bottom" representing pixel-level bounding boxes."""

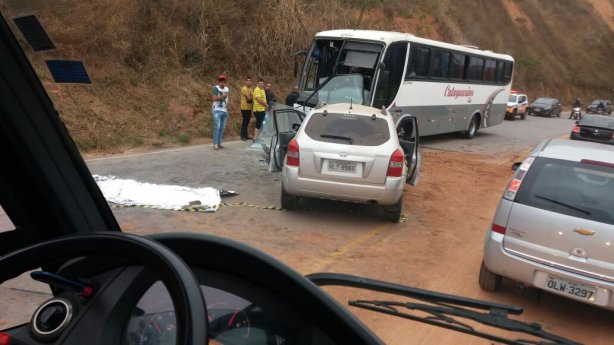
[{"left": 3, "top": 0, "right": 613, "bottom": 152}]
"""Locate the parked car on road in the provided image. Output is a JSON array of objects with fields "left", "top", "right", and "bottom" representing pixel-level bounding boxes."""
[
  {"left": 480, "top": 139, "right": 614, "bottom": 310},
  {"left": 527, "top": 97, "right": 562, "bottom": 117},
  {"left": 586, "top": 99, "right": 612, "bottom": 115},
  {"left": 505, "top": 91, "right": 529, "bottom": 120},
  {"left": 570, "top": 114, "right": 614, "bottom": 146},
  {"left": 281, "top": 103, "right": 420, "bottom": 222}
]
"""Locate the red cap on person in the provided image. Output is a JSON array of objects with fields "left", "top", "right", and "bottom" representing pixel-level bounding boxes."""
[{"left": 218, "top": 74, "right": 227, "bottom": 81}]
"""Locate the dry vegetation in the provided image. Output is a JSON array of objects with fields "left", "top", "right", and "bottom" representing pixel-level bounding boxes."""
[{"left": 2, "top": 0, "right": 613, "bottom": 152}]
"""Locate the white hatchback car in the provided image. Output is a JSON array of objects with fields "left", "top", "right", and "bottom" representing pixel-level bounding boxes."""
[
  {"left": 280, "top": 103, "right": 420, "bottom": 222},
  {"left": 480, "top": 139, "right": 614, "bottom": 310}
]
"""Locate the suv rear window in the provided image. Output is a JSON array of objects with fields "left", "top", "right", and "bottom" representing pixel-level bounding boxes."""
[
  {"left": 303, "top": 112, "right": 390, "bottom": 146},
  {"left": 515, "top": 157, "right": 614, "bottom": 225}
]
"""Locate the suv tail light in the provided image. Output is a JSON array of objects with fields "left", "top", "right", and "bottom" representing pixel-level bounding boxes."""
[
  {"left": 386, "top": 149, "right": 404, "bottom": 177},
  {"left": 503, "top": 157, "right": 534, "bottom": 200},
  {"left": 286, "top": 139, "right": 300, "bottom": 167},
  {"left": 572, "top": 125, "right": 581, "bottom": 133}
]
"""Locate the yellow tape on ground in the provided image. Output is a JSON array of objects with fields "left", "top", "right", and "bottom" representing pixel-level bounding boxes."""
[
  {"left": 219, "top": 202, "right": 283, "bottom": 210},
  {"left": 110, "top": 202, "right": 407, "bottom": 221}
]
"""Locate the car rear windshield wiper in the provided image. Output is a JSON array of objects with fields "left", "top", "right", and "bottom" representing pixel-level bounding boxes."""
[
  {"left": 307, "top": 273, "right": 582, "bottom": 345},
  {"left": 320, "top": 134, "right": 353, "bottom": 144},
  {"left": 534, "top": 194, "right": 590, "bottom": 215}
]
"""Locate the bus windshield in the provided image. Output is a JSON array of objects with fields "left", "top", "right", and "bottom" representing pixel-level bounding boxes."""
[
  {"left": 300, "top": 39, "right": 383, "bottom": 106},
  {"left": 299, "top": 74, "right": 365, "bottom": 107}
]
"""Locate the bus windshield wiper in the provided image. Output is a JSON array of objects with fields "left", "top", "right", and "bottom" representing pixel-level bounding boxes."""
[
  {"left": 320, "top": 134, "right": 353, "bottom": 144},
  {"left": 301, "top": 76, "right": 334, "bottom": 110},
  {"left": 307, "top": 273, "right": 582, "bottom": 345},
  {"left": 534, "top": 194, "right": 590, "bottom": 215}
]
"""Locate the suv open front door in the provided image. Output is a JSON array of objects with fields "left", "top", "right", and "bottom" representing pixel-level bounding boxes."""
[
  {"left": 265, "top": 106, "right": 305, "bottom": 172},
  {"left": 396, "top": 115, "right": 420, "bottom": 185}
]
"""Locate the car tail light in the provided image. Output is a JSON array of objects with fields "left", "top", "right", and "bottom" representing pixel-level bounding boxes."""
[
  {"left": 503, "top": 157, "right": 534, "bottom": 200},
  {"left": 572, "top": 125, "right": 581, "bottom": 133},
  {"left": 286, "top": 139, "right": 300, "bottom": 167},
  {"left": 491, "top": 223, "right": 506, "bottom": 235},
  {"left": 386, "top": 148, "right": 404, "bottom": 177}
]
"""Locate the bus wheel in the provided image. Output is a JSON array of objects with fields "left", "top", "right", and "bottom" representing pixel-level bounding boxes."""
[{"left": 462, "top": 115, "right": 478, "bottom": 139}]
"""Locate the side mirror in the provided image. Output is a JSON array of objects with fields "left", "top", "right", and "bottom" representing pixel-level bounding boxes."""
[
  {"left": 511, "top": 162, "right": 521, "bottom": 171},
  {"left": 292, "top": 50, "right": 306, "bottom": 78}
]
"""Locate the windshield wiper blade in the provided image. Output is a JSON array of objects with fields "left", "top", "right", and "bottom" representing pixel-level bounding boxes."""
[
  {"left": 307, "top": 273, "right": 582, "bottom": 345},
  {"left": 301, "top": 75, "right": 334, "bottom": 110},
  {"left": 320, "top": 134, "right": 353, "bottom": 144},
  {"left": 534, "top": 194, "right": 590, "bottom": 215}
]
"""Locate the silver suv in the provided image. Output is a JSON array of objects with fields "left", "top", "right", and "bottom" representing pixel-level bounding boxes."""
[
  {"left": 281, "top": 103, "right": 420, "bottom": 222},
  {"left": 480, "top": 139, "right": 614, "bottom": 309}
]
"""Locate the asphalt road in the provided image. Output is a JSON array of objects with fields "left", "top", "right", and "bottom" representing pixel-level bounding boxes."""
[{"left": 420, "top": 113, "right": 574, "bottom": 154}]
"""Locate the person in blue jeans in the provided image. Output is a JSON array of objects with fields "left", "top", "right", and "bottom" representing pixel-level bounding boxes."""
[{"left": 211, "top": 74, "right": 229, "bottom": 150}]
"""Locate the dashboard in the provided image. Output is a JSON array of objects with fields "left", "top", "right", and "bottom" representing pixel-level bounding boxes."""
[
  {"left": 123, "top": 270, "right": 307, "bottom": 345},
  {"left": 2, "top": 233, "right": 382, "bottom": 345}
]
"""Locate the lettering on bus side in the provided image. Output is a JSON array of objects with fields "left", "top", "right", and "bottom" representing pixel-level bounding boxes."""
[{"left": 444, "top": 85, "right": 475, "bottom": 99}]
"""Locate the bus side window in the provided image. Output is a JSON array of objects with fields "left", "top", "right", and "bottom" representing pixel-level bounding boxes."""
[
  {"left": 405, "top": 45, "right": 430, "bottom": 79},
  {"left": 430, "top": 49, "right": 450, "bottom": 79},
  {"left": 466, "top": 56, "right": 484, "bottom": 82},
  {"left": 449, "top": 53, "right": 466, "bottom": 80},
  {"left": 502, "top": 61, "right": 513, "bottom": 84},
  {"left": 495, "top": 61, "right": 505, "bottom": 84},
  {"left": 373, "top": 42, "right": 407, "bottom": 108},
  {"left": 483, "top": 59, "right": 496, "bottom": 83}
]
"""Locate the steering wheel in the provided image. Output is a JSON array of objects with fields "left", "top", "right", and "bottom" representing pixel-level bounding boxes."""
[{"left": 0, "top": 232, "right": 207, "bottom": 345}]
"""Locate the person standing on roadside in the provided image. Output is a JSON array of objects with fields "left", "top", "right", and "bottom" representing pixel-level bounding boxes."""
[
  {"left": 252, "top": 79, "right": 268, "bottom": 142},
  {"left": 240, "top": 77, "right": 253, "bottom": 141},
  {"left": 265, "top": 82, "right": 277, "bottom": 107},
  {"left": 285, "top": 85, "right": 299, "bottom": 107},
  {"left": 211, "top": 74, "right": 229, "bottom": 150}
]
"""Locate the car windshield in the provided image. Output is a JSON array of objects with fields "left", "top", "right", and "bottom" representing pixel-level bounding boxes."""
[
  {"left": 508, "top": 95, "right": 518, "bottom": 103},
  {"left": 515, "top": 157, "right": 614, "bottom": 225},
  {"left": 533, "top": 98, "right": 555, "bottom": 105},
  {"left": 579, "top": 115, "right": 614, "bottom": 129},
  {"left": 303, "top": 112, "right": 390, "bottom": 146}
]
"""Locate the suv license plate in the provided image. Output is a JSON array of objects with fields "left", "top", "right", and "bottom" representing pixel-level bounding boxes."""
[
  {"left": 328, "top": 160, "right": 357, "bottom": 173},
  {"left": 545, "top": 276, "right": 596, "bottom": 301}
]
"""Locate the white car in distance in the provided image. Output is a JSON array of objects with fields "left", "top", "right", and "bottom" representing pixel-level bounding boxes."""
[{"left": 281, "top": 103, "right": 420, "bottom": 222}]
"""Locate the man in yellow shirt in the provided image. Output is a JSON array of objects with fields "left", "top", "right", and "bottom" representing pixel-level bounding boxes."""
[
  {"left": 252, "top": 79, "right": 268, "bottom": 142},
  {"left": 240, "top": 77, "right": 253, "bottom": 141}
]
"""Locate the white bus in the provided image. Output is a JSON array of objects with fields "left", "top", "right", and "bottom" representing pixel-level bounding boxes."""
[{"left": 292, "top": 29, "right": 514, "bottom": 138}]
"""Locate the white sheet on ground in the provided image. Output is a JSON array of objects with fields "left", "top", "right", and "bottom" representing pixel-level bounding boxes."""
[{"left": 93, "top": 175, "right": 220, "bottom": 212}]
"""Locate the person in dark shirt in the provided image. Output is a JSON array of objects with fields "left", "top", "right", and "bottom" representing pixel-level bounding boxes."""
[
  {"left": 569, "top": 98, "right": 581, "bottom": 119},
  {"left": 265, "top": 82, "right": 277, "bottom": 107},
  {"left": 573, "top": 98, "right": 581, "bottom": 108},
  {"left": 285, "top": 86, "right": 299, "bottom": 107}
]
